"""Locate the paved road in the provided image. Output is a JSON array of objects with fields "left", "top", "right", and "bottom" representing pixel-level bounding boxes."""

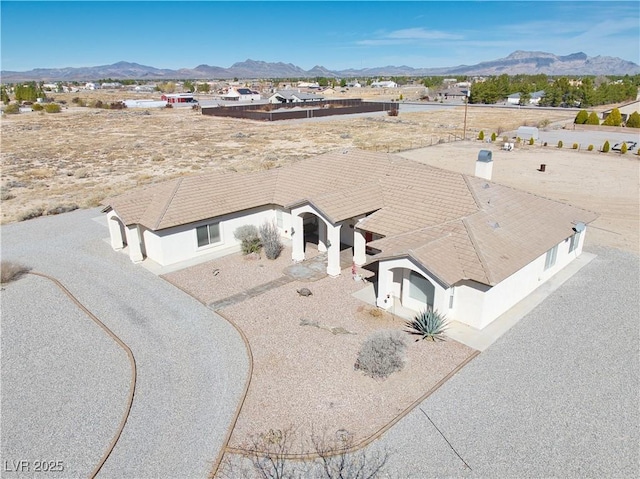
[
  {"left": 1, "top": 208, "right": 249, "bottom": 478},
  {"left": 375, "top": 246, "right": 639, "bottom": 478}
]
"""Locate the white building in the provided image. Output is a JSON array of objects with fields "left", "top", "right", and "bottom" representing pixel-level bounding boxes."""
[
  {"left": 268, "top": 90, "right": 324, "bottom": 104},
  {"left": 103, "top": 150, "right": 596, "bottom": 330},
  {"left": 371, "top": 81, "right": 398, "bottom": 88},
  {"left": 221, "top": 87, "right": 261, "bottom": 102}
]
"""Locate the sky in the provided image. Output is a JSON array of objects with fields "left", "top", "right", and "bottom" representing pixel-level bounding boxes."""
[{"left": 1, "top": 1, "right": 639, "bottom": 72}]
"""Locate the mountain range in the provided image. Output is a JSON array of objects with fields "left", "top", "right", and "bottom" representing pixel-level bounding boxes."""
[{"left": 2, "top": 51, "right": 639, "bottom": 82}]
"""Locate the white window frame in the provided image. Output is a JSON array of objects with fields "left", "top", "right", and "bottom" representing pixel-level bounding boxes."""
[
  {"left": 196, "top": 222, "right": 221, "bottom": 248},
  {"left": 544, "top": 244, "right": 558, "bottom": 270}
]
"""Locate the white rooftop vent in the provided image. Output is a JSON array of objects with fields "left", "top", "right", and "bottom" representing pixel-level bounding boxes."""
[{"left": 475, "top": 150, "right": 493, "bottom": 180}]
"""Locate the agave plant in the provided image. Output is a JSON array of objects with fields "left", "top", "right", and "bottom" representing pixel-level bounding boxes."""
[{"left": 405, "top": 309, "right": 449, "bottom": 341}]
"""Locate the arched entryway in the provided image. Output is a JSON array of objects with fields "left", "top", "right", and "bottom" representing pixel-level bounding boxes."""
[
  {"left": 376, "top": 261, "right": 440, "bottom": 317},
  {"left": 108, "top": 215, "right": 127, "bottom": 250},
  {"left": 290, "top": 205, "right": 342, "bottom": 276}
]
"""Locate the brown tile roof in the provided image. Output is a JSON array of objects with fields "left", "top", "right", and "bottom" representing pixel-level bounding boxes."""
[{"left": 103, "top": 149, "right": 598, "bottom": 286}]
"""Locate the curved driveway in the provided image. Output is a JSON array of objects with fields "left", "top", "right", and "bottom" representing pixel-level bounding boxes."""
[{"left": 1, "top": 208, "right": 248, "bottom": 478}]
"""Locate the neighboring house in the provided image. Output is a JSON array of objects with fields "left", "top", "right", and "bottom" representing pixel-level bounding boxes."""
[
  {"left": 297, "top": 81, "right": 320, "bottom": 89},
  {"left": 371, "top": 81, "right": 398, "bottom": 88},
  {"left": 268, "top": 90, "right": 324, "bottom": 104},
  {"left": 123, "top": 99, "right": 168, "bottom": 108},
  {"left": 507, "top": 90, "right": 545, "bottom": 105},
  {"left": 161, "top": 93, "right": 197, "bottom": 103},
  {"left": 103, "top": 150, "right": 596, "bottom": 330},
  {"left": 221, "top": 88, "right": 262, "bottom": 102},
  {"left": 319, "top": 87, "right": 337, "bottom": 95},
  {"left": 101, "top": 82, "right": 123, "bottom": 89},
  {"left": 435, "top": 88, "right": 468, "bottom": 100}
]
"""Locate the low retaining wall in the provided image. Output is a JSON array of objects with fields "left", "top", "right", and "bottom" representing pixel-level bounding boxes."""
[{"left": 201, "top": 99, "right": 398, "bottom": 121}]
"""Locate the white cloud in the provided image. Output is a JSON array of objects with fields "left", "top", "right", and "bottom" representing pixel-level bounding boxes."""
[{"left": 387, "top": 27, "right": 464, "bottom": 41}]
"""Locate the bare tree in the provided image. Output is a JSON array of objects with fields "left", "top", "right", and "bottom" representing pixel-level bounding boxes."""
[{"left": 218, "top": 428, "right": 390, "bottom": 479}]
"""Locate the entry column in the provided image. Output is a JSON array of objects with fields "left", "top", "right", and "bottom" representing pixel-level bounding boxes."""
[{"left": 326, "top": 223, "right": 342, "bottom": 277}]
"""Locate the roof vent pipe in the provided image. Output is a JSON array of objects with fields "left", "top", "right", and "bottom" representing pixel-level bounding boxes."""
[{"left": 476, "top": 150, "right": 493, "bottom": 180}]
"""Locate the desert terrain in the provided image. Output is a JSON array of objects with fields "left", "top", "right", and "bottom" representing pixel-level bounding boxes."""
[
  {"left": 1, "top": 98, "right": 638, "bottom": 254},
  {"left": 2, "top": 99, "right": 573, "bottom": 221}
]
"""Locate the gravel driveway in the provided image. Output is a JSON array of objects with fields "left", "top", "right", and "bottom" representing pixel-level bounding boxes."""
[
  {"left": 374, "top": 246, "right": 639, "bottom": 478},
  {"left": 0, "top": 208, "right": 248, "bottom": 478}
]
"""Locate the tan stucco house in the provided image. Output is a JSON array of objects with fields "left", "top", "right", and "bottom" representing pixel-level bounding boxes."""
[{"left": 103, "top": 149, "right": 597, "bottom": 329}]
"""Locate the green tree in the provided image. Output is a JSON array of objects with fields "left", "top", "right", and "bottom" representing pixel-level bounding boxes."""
[
  {"left": 518, "top": 85, "right": 531, "bottom": 106},
  {"left": 0, "top": 86, "right": 9, "bottom": 104},
  {"left": 196, "top": 82, "right": 210, "bottom": 93},
  {"left": 4, "top": 103, "right": 19, "bottom": 114},
  {"left": 625, "top": 111, "right": 640, "bottom": 128},
  {"left": 602, "top": 108, "right": 622, "bottom": 126},
  {"left": 602, "top": 140, "right": 610, "bottom": 153},
  {"left": 14, "top": 82, "right": 46, "bottom": 102},
  {"left": 422, "top": 76, "right": 444, "bottom": 89},
  {"left": 586, "top": 111, "right": 600, "bottom": 125},
  {"left": 340, "top": 78, "right": 347, "bottom": 87},
  {"left": 574, "top": 109, "right": 589, "bottom": 124},
  {"left": 183, "top": 80, "right": 194, "bottom": 92},
  {"left": 478, "top": 130, "right": 485, "bottom": 140},
  {"left": 620, "top": 142, "right": 628, "bottom": 154}
]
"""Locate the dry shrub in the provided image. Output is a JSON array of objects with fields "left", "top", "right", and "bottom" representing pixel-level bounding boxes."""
[
  {"left": 74, "top": 167, "right": 89, "bottom": 178},
  {"left": 47, "top": 204, "right": 79, "bottom": 215},
  {"left": 368, "top": 307, "right": 384, "bottom": 318},
  {"left": 18, "top": 207, "right": 45, "bottom": 221},
  {"left": 259, "top": 220, "right": 284, "bottom": 259},
  {"left": 24, "top": 168, "right": 55, "bottom": 180},
  {"left": 1, "top": 189, "right": 15, "bottom": 201},
  {"left": 1, "top": 261, "right": 30, "bottom": 283},
  {"left": 354, "top": 330, "right": 407, "bottom": 379}
]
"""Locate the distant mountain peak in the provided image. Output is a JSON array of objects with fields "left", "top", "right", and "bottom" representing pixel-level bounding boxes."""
[{"left": 2, "top": 50, "right": 638, "bottom": 81}]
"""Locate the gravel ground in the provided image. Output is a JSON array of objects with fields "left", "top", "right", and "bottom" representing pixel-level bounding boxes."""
[
  {"left": 217, "top": 269, "right": 475, "bottom": 454},
  {"left": 371, "top": 246, "right": 640, "bottom": 478},
  {"left": 219, "top": 246, "right": 639, "bottom": 478},
  {"left": 0, "top": 208, "right": 248, "bottom": 478},
  {"left": 163, "top": 245, "right": 309, "bottom": 304},
  {"left": 1, "top": 274, "right": 130, "bottom": 478}
]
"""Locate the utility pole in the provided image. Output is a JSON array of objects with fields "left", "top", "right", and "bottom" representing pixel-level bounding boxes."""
[{"left": 463, "top": 87, "right": 470, "bottom": 140}]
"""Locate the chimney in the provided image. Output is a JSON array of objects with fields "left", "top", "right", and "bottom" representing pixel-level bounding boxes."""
[{"left": 476, "top": 150, "right": 493, "bottom": 180}]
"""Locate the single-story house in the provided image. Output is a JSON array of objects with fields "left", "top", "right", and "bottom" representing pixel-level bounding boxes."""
[
  {"left": 507, "top": 90, "right": 545, "bottom": 105},
  {"left": 161, "top": 93, "right": 197, "bottom": 104},
  {"left": 371, "top": 81, "right": 398, "bottom": 88},
  {"left": 435, "top": 88, "right": 469, "bottom": 100},
  {"left": 123, "top": 99, "right": 168, "bottom": 108},
  {"left": 268, "top": 91, "right": 324, "bottom": 104},
  {"left": 221, "top": 88, "right": 262, "bottom": 102},
  {"left": 103, "top": 150, "right": 597, "bottom": 330}
]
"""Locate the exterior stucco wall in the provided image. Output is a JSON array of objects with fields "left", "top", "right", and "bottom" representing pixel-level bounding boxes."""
[
  {"left": 140, "top": 205, "right": 285, "bottom": 266},
  {"left": 452, "top": 230, "right": 586, "bottom": 329}
]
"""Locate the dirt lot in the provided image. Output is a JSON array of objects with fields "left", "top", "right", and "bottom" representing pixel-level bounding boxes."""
[
  {"left": 400, "top": 142, "right": 640, "bottom": 253},
  {"left": 1, "top": 102, "right": 576, "bottom": 224}
]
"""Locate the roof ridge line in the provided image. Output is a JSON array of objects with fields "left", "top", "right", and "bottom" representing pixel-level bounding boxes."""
[
  {"left": 462, "top": 174, "right": 483, "bottom": 209},
  {"left": 153, "top": 177, "right": 184, "bottom": 230},
  {"left": 461, "top": 217, "right": 494, "bottom": 285}
]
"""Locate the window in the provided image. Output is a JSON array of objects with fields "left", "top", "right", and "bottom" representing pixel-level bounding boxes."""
[
  {"left": 569, "top": 231, "right": 581, "bottom": 253},
  {"left": 196, "top": 222, "right": 220, "bottom": 247},
  {"left": 544, "top": 244, "right": 558, "bottom": 270}
]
